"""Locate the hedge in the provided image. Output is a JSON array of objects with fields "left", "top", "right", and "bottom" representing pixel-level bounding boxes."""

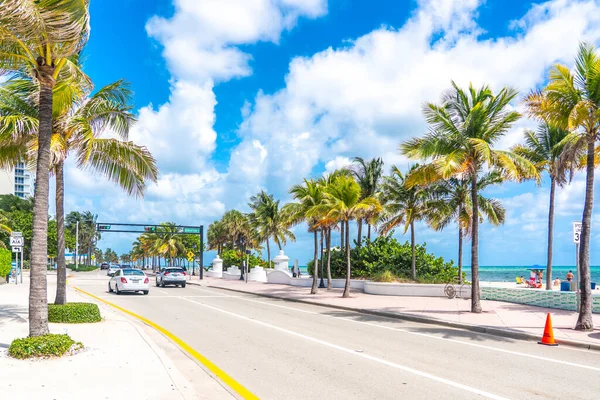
[
  {"left": 0, "top": 248, "right": 11, "bottom": 278},
  {"left": 8, "top": 334, "right": 83, "bottom": 359},
  {"left": 48, "top": 302, "right": 102, "bottom": 323}
]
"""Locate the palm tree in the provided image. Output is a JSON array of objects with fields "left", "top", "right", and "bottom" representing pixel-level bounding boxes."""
[
  {"left": 0, "top": 211, "right": 12, "bottom": 248},
  {"left": 207, "top": 220, "right": 228, "bottom": 255},
  {"left": 248, "top": 191, "right": 295, "bottom": 268},
  {"left": 1, "top": 0, "right": 91, "bottom": 337},
  {"left": 155, "top": 223, "right": 186, "bottom": 267},
  {"left": 424, "top": 172, "right": 506, "bottom": 283},
  {"left": 313, "top": 175, "right": 381, "bottom": 297},
  {"left": 0, "top": 78, "right": 157, "bottom": 304},
  {"left": 286, "top": 179, "right": 325, "bottom": 294},
  {"left": 512, "top": 123, "right": 578, "bottom": 290},
  {"left": 379, "top": 165, "right": 432, "bottom": 281},
  {"left": 524, "top": 43, "right": 600, "bottom": 330},
  {"left": 402, "top": 81, "right": 537, "bottom": 313},
  {"left": 351, "top": 157, "right": 384, "bottom": 244}
]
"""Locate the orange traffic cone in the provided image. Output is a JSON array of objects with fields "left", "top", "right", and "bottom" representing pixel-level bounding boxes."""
[{"left": 538, "top": 313, "right": 558, "bottom": 346}]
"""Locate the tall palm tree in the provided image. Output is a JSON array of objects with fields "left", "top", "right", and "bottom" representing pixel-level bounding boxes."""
[
  {"left": 512, "top": 123, "right": 578, "bottom": 290},
  {"left": 351, "top": 157, "right": 384, "bottom": 244},
  {"left": 312, "top": 175, "right": 381, "bottom": 298},
  {"left": 0, "top": 78, "right": 157, "bottom": 304},
  {"left": 379, "top": 165, "right": 432, "bottom": 280},
  {"left": 155, "top": 223, "right": 186, "bottom": 267},
  {"left": 207, "top": 220, "right": 228, "bottom": 255},
  {"left": 402, "top": 81, "right": 537, "bottom": 313},
  {"left": 524, "top": 43, "right": 600, "bottom": 330},
  {"left": 286, "top": 179, "right": 325, "bottom": 294},
  {"left": 1, "top": 0, "right": 91, "bottom": 337},
  {"left": 248, "top": 191, "right": 295, "bottom": 268},
  {"left": 423, "top": 172, "right": 506, "bottom": 283}
]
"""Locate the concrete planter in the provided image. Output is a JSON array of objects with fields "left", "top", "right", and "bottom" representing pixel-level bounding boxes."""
[
  {"left": 328, "top": 279, "right": 365, "bottom": 290},
  {"left": 363, "top": 281, "right": 455, "bottom": 297}
]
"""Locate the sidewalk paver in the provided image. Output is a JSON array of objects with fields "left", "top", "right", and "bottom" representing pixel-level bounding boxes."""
[{"left": 190, "top": 277, "right": 600, "bottom": 349}]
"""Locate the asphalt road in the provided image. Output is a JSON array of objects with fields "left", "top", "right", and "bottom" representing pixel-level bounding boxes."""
[{"left": 73, "top": 272, "right": 600, "bottom": 399}]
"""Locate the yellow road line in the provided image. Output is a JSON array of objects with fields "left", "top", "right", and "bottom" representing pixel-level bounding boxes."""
[{"left": 73, "top": 286, "right": 258, "bottom": 400}]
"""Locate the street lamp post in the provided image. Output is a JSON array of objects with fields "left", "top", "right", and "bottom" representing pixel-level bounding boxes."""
[{"left": 75, "top": 220, "right": 79, "bottom": 271}]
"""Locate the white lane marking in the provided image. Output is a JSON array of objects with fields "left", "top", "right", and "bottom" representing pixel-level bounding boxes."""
[
  {"left": 190, "top": 287, "right": 600, "bottom": 372},
  {"left": 154, "top": 289, "right": 169, "bottom": 295},
  {"left": 180, "top": 297, "right": 507, "bottom": 400},
  {"left": 94, "top": 295, "right": 240, "bottom": 299}
]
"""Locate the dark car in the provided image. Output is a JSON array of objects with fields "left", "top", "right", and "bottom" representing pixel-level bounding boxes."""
[{"left": 100, "top": 263, "right": 110, "bottom": 270}]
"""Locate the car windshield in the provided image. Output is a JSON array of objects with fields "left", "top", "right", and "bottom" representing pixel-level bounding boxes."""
[
  {"left": 123, "top": 269, "right": 144, "bottom": 276},
  {"left": 166, "top": 269, "right": 184, "bottom": 274}
]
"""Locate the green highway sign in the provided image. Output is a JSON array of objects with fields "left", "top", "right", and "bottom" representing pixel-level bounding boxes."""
[
  {"left": 98, "top": 225, "right": 111, "bottom": 230},
  {"left": 183, "top": 227, "right": 201, "bottom": 234}
]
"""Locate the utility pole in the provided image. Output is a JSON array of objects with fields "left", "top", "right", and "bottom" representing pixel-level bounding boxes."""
[{"left": 75, "top": 220, "right": 79, "bottom": 271}]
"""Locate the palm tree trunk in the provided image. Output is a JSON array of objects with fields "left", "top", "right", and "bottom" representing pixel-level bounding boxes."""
[
  {"left": 29, "top": 68, "right": 55, "bottom": 337},
  {"left": 266, "top": 237, "right": 271, "bottom": 268},
  {"left": 545, "top": 178, "right": 556, "bottom": 291},
  {"left": 576, "top": 138, "right": 595, "bottom": 330},
  {"left": 319, "top": 229, "right": 324, "bottom": 282},
  {"left": 470, "top": 172, "right": 482, "bottom": 313},
  {"left": 326, "top": 228, "right": 332, "bottom": 290},
  {"left": 343, "top": 220, "right": 351, "bottom": 298},
  {"left": 357, "top": 218, "right": 362, "bottom": 246},
  {"left": 340, "top": 222, "right": 345, "bottom": 250},
  {"left": 367, "top": 223, "right": 371, "bottom": 241},
  {"left": 311, "top": 230, "right": 318, "bottom": 294},
  {"left": 410, "top": 220, "right": 416, "bottom": 280},
  {"left": 54, "top": 161, "right": 67, "bottom": 305}
]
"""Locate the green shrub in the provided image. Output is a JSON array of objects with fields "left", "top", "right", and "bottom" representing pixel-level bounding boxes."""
[
  {"left": 221, "top": 249, "right": 266, "bottom": 270},
  {"left": 0, "top": 248, "right": 11, "bottom": 278},
  {"left": 8, "top": 334, "right": 83, "bottom": 359},
  {"left": 372, "top": 270, "right": 397, "bottom": 282},
  {"left": 48, "top": 303, "right": 102, "bottom": 323},
  {"left": 67, "top": 265, "right": 98, "bottom": 272},
  {"left": 308, "top": 233, "right": 464, "bottom": 283}
]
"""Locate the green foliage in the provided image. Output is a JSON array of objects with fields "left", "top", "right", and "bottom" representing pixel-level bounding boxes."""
[
  {"left": 48, "top": 303, "right": 101, "bottom": 323},
  {"left": 67, "top": 264, "right": 98, "bottom": 272},
  {"left": 221, "top": 248, "right": 266, "bottom": 270},
  {"left": 0, "top": 248, "right": 11, "bottom": 278},
  {"left": 308, "top": 234, "right": 462, "bottom": 283},
  {"left": 372, "top": 270, "right": 397, "bottom": 282},
  {"left": 8, "top": 334, "right": 83, "bottom": 359}
]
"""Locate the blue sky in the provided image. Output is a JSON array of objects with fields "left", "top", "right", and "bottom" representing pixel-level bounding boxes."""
[{"left": 59, "top": 0, "right": 600, "bottom": 267}]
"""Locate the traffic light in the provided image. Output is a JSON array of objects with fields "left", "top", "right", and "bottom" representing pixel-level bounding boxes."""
[
  {"left": 144, "top": 226, "right": 156, "bottom": 232},
  {"left": 98, "top": 225, "right": 111, "bottom": 230}
]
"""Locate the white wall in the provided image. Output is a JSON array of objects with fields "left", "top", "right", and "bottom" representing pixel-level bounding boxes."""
[{"left": 0, "top": 168, "right": 14, "bottom": 195}]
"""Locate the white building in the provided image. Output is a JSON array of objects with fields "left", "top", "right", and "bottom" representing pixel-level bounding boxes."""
[{"left": 0, "top": 162, "right": 35, "bottom": 199}]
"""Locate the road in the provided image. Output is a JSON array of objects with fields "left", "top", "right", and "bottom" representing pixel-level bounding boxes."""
[{"left": 73, "top": 272, "right": 600, "bottom": 399}]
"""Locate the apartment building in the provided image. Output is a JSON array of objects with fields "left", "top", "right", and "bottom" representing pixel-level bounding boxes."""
[{"left": 0, "top": 162, "right": 35, "bottom": 198}]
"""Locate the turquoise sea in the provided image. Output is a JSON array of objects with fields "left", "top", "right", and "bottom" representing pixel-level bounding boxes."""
[
  {"left": 465, "top": 265, "right": 600, "bottom": 283},
  {"left": 300, "top": 265, "right": 600, "bottom": 283}
]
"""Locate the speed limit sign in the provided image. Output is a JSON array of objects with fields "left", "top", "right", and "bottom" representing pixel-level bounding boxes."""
[{"left": 573, "top": 221, "right": 582, "bottom": 244}]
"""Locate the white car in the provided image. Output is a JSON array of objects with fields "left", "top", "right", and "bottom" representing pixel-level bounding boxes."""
[
  {"left": 108, "top": 269, "right": 149, "bottom": 295},
  {"left": 107, "top": 265, "right": 120, "bottom": 276}
]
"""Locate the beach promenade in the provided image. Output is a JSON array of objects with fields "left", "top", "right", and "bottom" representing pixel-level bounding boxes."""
[{"left": 191, "top": 277, "right": 600, "bottom": 349}]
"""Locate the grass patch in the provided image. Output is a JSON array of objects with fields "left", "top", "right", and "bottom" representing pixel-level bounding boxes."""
[
  {"left": 8, "top": 334, "right": 83, "bottom": 359},
  {"left": 48, "top": 302, "right": 102, "bottom": 323},
  {"left": 67, "top": 264, "right": 99, "bottom": 272}
]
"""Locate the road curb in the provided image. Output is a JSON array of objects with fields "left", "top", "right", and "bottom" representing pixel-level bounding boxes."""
[{"left": 187, "top": 281, "right": 600, "bottom": 352}]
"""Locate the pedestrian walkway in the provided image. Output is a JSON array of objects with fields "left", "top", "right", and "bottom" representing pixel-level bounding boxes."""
[
  {"left": 192, "top": 277, "right": 600, "bottom": 349},
  {"left": 0, "top": 275, "right": 232, "bottom": 400}
]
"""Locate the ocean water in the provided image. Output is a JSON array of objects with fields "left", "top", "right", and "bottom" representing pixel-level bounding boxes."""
[
  {"left": 300, "top": 265, "right": 600, "bottom": 283},
  {"left": 465, "top": 266, "right": 600, "bottom": 283}
]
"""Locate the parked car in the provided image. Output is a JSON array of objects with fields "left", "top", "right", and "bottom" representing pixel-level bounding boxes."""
[
  {"left": 156, "top": 268, "right": 187, "bottom": 288},
  {"left": 100, "top": 263, "right": 110, "bottom": 270},
  {"left": 107, "top": 265, "right": 120, "bottom": 276},
  {"left": 108, "top": 268, "right": 149, "bottom": 295}
]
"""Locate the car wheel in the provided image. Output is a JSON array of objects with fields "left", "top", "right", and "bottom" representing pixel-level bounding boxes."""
[
  {"left": 115, "top": 284, "right": 120, "bottom": 295},
  {"left": 161, "top": 280, "right": 166, "bottom": 288},
  {"left": 155, "top": 279, "right": 159, "bottom": 287},
  {"left": 108, "top": 283, "right": 113, "bottom": 293},
  {"left": 181, "top": 283, "right": 186, "bottom": 288},
  {"left": 143, "top": 290, "right": 149, "bottom": 295}
]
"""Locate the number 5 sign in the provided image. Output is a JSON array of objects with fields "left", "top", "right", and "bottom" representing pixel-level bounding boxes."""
[{"left": 573, "top": 221, "right": 582, "bottom": 244}]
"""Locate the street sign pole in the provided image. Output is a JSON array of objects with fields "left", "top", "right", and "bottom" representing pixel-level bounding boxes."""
[
  {"left": 75, "top": 221, "right": 79, "bottom": 272},
  {"left": 14, "top": 250, "right": 17, "bottom": 286},
  {"left": 199, "top": 225, "right": 204, "bottom": 280},
  {"left": 20, "top": 245, "right": 23, "bottom": 284}
]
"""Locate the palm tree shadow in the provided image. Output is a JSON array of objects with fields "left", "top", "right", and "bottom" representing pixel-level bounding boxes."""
[{"left": 0, "top": 304, "right": 27, "bottom": 326}]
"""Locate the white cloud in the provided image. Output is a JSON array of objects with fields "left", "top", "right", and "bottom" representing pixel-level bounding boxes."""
[{"left": 324, "top": 156, "right": 351, "bottom": 174}]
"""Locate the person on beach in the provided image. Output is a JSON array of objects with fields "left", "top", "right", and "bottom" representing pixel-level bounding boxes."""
[
  {"left": 566, "top": 270, "right": 574, "bottom": 282},
  {"left": 529, "top": 270, "right": 536, "bottom": 286},
  {"left": 553, "top": 277, "right": 561, "bottom": 287}
]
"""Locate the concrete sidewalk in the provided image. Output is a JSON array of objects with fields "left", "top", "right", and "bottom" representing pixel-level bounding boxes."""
[
  {"left": 190, "top": 277, "right": 600, "bottom": 350},
  {"left": 0, "top": 276, "right": 232, "bottom": 400}
]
